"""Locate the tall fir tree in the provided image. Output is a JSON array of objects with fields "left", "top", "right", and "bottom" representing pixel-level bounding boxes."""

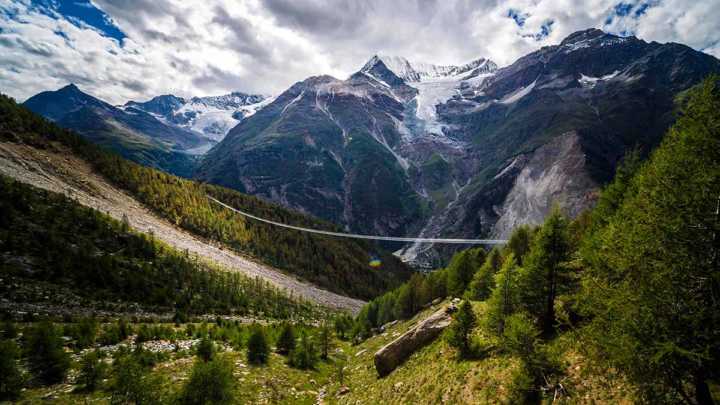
[
  {"left": 517, "top": 207, "right": 569, "bottom": 336},
  {"left": 580, "top": 76, "right": 720, "bottom": 404}
]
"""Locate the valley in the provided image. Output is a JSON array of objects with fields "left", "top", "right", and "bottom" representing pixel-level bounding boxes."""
[
  {"left": 1, "top": 1, "right": 719, "bottom": 401},
  {"left": 0, "top": 141, "right": 364, "bottom": 313}
]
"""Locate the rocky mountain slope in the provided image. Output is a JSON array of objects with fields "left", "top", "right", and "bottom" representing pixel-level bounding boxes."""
[
  {"left": 23, "top": 84, "right": 208, "bottom": 177},
  {"left": 22, "top": 86, "right": 269, "bottom": 176},
  {"left": 197, "top": 28, "right": 720, "bottom": 267},
  {"left": 124, "top": 91, "right": 270, "bottom": 143}
]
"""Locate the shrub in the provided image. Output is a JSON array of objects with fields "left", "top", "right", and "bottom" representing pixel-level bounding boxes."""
[
  {"left": 275, "top": 324, "right": 295, "bottom": 355},
  {"left": 78, "top": 350, "right": 108, "bottom": 392},
  {"left": 110, "top": 354, "right": 165, "bottom": 405},
  {"left": 178, "top": 357, "right": 235, "bottom": 405},
  {"left": 73, "top": 317, "right": 99, "bottom": 349},
  {"left": 289, "top": 332, "right": 318, "bottom": 370},
  {"left": 99, "top": 324, "right": 122, "bottom": 346},
  {"left": 26, "top": 321, "right": 71, "bottom": 384},
  {"left": 0, "top": 339, "right": 24, "bottom": 401},
  {"left": 196, "top": 336, "right": 215, "bottom": 362},
  {"left": 446, "top": 301, "right": 477, "bottom": 358},
  {"left": 1, "top": 320, "right": 18, "bottom": 340},
  {"left": 247, "top": 328, "right": 269, "bottom": 365}
]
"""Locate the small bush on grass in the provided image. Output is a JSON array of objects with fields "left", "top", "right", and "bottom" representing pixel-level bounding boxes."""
[
  {"left": 78, "top": 350, "right": 108, "bottom": 392},
  {"left": 0, "top": 339, "right": 25, "bottom": 401},
  {"left": 26, "top": 321, "right": 70, "bottom": 384},
  {"left": 178, "top": 356, "right": 235, "bottom": 405},
  {"left": 247, "top": 327, "right": 269, "bottom": 365}
]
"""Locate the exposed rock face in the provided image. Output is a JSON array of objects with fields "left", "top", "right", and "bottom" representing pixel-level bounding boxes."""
[
  {"left": 196, "top": 28, "right": 719, "bottom": 267},
  {"left": 492, "top": 131, "right": 597, "bottom": 238},
  {"left": 374, "top": 304, "right": 456, "bottom": 377}
]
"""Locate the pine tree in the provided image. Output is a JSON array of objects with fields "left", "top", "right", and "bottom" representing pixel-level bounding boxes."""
[
  {"left": 465, "top": 247, "right": 503, "bottom": 301},
  {"left": 289, "top": 331, "right": 318, "bottom": 370},
  {"left": 486, "top": 253, "right": 521, "bottom": 335},
  {"left": 179, "top": 357, "right": 235, "bottom": 405},
  {"left": 78, "top": 350, "right": 107, "bottom": 392},
  {"left": 446, "top": 248, "right": 485, "bottom": 297},
  {"left": 580, "top": 76, "right": 720, "bottom": 404},
  {"left": 0, "top": 340, "right": 24, "bottom": 401},
  {"left": 446, "top": 301, "right": 477, "bottom": 358},
  {"left": 517, "top": 207, "right": 569, "bottom": 336},
  {"left": 276, "top": 324, "right": 295, "bottom": 355},
  {"left": 26, "top": 321, "right": 70, "bottom": 384},
  {"left": 318, "top": 324, "right": 332, "bottom": 360},
  {"left": 247, "top": 328, "right": 269, "bottom": 365},
  {"left": 196, "top": 336, "right": 215, "bottom": 362}
]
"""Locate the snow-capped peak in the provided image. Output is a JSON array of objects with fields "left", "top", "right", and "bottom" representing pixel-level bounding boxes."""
[
  {"left": 362, "top": 54, "right": 497, "bottom": 83},
  {"left": 123, "top": 91, "right": 271, "bottom": 142}
]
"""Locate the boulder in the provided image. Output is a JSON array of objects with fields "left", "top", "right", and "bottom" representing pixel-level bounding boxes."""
[{"left": 373, "top": 305, "right": 455, "bottom": 377}]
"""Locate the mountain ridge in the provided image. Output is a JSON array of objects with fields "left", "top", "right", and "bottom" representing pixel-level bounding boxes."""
[{"left": 197, "top": 28, "right": 720, "bottom": 267}]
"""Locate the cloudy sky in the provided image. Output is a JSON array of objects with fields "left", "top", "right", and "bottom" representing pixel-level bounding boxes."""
[{"left": 1, "top": 0, "right": 719, "bottom": 104}]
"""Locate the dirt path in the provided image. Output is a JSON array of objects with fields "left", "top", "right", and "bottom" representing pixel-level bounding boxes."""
[{"left": 0, "top": 142, "right": 365, "bottom": 313}]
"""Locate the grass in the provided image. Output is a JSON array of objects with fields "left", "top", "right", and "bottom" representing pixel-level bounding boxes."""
[{"left": 6, "top": 303, "right": 641, "bottom": 404}]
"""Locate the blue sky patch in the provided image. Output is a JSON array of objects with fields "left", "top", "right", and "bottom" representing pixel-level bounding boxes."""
[
  {"left": 522, "top": 19, "right": 554, "bottom": 41},
  {"left": 507, "top": 8, "right": 529, "bottom": 27},
  {"left": 31, "top": 0, "right": 126, "bottom": 43}
]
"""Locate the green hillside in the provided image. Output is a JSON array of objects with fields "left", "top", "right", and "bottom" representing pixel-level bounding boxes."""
[{"left": 0, "top": 94, "right": 413, "bottom": 300}]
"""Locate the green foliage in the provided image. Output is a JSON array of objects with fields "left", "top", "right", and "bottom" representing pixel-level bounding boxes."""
[
  {"left": 178, "top": 357, "right": 236, "bottom": 405},
  {"left": 502, "top": 313, "right": 565, "bottom": 402},
  {"left": 446, "top": 301, "right": 477, "bottom": 358},
  {"left": 69, "top": 317, "right": 99, "bottom": 349},
  {"left": 318, "top": 323, "right": 332, "bottom": 360},
  {"left": 504, "top": 225, "right": 532, "bottom": 265},
  {"left": 110, "top": 353, "right": 166, "bottom": 405},
  {"left": 0, "top": 175, "right": 318, "bottom": 319},
  {"left": 485, "top": 254, "right": 521, "bottom": 335},
  {"left": 579, "top": 76, "right": 720, "bottom": 403},
  {"left": 0, "top": 93, "right": 413, "bottom": 301},
  {"left": 290, "top": 332, "right": 319, "bottom": 370},
  {"left": 516, "top": 207, "right": 570, "bottom": 335},
  {"left": 354, "top": 266, "right": 452, "bottom": 339},
  {"left": 0, "top": 339, "right": 24, "bottom": 401},
  {"left": 247, "top": 327, "right": 270, "bottom": 365},
  {"left": 445, "top": 247, "right": 486, "bottom": 297},
  {"left": 275, "top": 323, "right": 295, "bottom": 355},
  {"left": 26, "top": 321, "right": 71, "bottom": 384},
  {"left": 333, "top": 314, "right": 354, "bottom": 340},
  {"left": 78, "top": 350, "right": 108, "bottom": 392},
  {"left": 1, "top": 320, "right": 17, "bottom": 340},
  {"left": 465, "top": 247, "right": 503, "bottom": 301},
  {"left": 196, "top": 336, "right": 215, "bottom": 362}
]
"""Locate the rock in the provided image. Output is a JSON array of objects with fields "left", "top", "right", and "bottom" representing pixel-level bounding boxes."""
[
  {"left": 373, "top": 305, "right": 454, "bottom": 377},
  {"left": 337, "top": 386, "right": 350, "bottom": 396},
  {"left": 393, "top": 382, "right": 404, "bottom": 391},
  {"left": 379, "top": 320, "right": 399, "bottom": 333},
  {"left": 431, "top": 298, "right": 442, "bottom": 305},
  {"left": 451, "top": 297, "right": 461, "bottom": 305}
]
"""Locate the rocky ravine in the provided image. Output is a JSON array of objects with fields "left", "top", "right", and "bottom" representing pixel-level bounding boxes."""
[{"left": 0, "top": 142, "right": 365, "bottom": 313}]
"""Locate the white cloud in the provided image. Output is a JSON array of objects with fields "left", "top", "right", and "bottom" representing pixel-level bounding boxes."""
[{"left": 0, "top": 0, "right": 718, "bottom": 104}]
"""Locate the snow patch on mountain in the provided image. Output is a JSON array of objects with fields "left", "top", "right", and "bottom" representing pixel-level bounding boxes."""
[
  {"left": 578, "top": 70, "right": 620, "bottom": 88},
  {"left": 124, "top": 92, "right": 270, "bottom": 143},
  {"left": 500, "top": 79, "right": 537, "bottom": 104}
]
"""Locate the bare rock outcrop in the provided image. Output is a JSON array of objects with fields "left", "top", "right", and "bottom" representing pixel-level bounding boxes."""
[{"left": 374, "top": 304, "right": 456, "bottom": 377}]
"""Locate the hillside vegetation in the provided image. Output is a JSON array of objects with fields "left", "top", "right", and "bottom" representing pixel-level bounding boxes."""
[
  {"left": 0, "top": 175, "right": 322, "bottom": 320},
  {"left": 0, "top": 94, "right": 412, "bottom": 300},
  {"left": 347, "top": 76, "right": 720, "bottom": 403}
]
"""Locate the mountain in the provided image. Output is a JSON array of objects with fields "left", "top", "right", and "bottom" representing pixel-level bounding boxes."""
[
  {"left": 23, "top": 84, "right": 208, "bottom": 177},
  {"left": 195, "top": 29, "right": 720, "bottom": 268},
  {"left": 366, "top": 55, "right": 497, "bottom": 83},
  {"left": 124, "top": 91, "right": 270, "bottom": 142}
]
